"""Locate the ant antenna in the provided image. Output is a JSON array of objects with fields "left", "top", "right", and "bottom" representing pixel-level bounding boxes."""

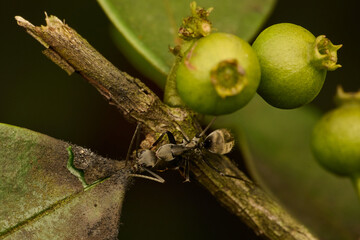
[
  {"left": 175, "top": 117, "right": 218, "bottom": 142},
  {"left": 198, "top": 117, "right": 217, "bottom": 137},
  {"left": 174, "top": 122, "right": 190, "bottom": 142},
  {"left": 125, "top": 123, "right": 141, "bottom": 166}
]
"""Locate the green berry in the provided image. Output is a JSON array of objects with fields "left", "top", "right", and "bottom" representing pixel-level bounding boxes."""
[
  {"left": 176, "top": 32, "right": 261, "bottom": 115},
  {"left": 252, "top": 23, "right": 342, "bottom": 109},
  {"left": 311, "top": 87, "right": 360, "bottom": 196},
  {"left": 312, "top": 103, "right": 360, "bottom": 176}
]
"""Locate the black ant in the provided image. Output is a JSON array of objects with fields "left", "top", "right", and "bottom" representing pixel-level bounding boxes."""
[{"left": 127, "top": 118, "right": 241, "bottom": 183}]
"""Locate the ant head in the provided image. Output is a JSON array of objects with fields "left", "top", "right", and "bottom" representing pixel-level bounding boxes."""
[
  {"left": 203, "top": 129, "right": 234, "bottom": 155},
  {"left": 137, "top": 149, "right": 157, "bottom": 168}
]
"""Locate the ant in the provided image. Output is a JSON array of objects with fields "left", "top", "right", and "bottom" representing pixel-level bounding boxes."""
[{"left": 127, "top": 118, "right": 242, "bottom": 183}]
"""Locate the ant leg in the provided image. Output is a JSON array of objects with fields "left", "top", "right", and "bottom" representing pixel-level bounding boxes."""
[
  {"left": 152, "top": 130, "right": 177, "bottom": 147},
  {"left": 165, "top": 131, "right": 176, "bottom": 144},
  {"left": 140, "top": 166, "right": 165, "bottom": 183},
  {"left": 126, "top": 124, "right": 141, "bottom": 166},
  {"left": 151, "top": 131, "right": 170, "bottom": 147},
  {"left": 184, "top": 158, "right": 190, "bottom": 182},
  {"left": 151, "top": 132, "right": 166, "bottom": 147},
  {"left": 130, "top": 166, "right": 165, "bottom": 183},
  {"left": 129, "top": 174, "right": 164, "bottom": 183},
  {"left": 174, "top": 122, "right": 190, "bottom": 143},
  {"left": 201, "top": 155, "right": 246, "bottom": 181}
]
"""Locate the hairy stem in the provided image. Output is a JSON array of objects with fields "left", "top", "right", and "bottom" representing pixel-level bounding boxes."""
[{"left": 16, "top": 14, "right": 318, "bottom": 240}]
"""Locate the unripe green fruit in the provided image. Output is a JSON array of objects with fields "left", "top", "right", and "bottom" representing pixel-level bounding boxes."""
[
  {"left": 176, "top": 32, "right": 261, "bottom": 115},
  {"left": 311, "top": 87, "right": 360, "bottom": 196},
  {"left": 312, "top": 104, "right": 360, "bottom": 176},
  {"left": 252, "top": 23, "right": 342, "bottom": 109}
]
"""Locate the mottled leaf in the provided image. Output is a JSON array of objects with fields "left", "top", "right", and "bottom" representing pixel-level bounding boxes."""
[{"left": 0, "top": 123, "right": 128, "bottom": 239}]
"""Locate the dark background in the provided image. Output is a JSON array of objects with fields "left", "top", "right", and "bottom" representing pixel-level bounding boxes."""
[{"left": 0, "top": 1, "right": 356, "bottom": 239}]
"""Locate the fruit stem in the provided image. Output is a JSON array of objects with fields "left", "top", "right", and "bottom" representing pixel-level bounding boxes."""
[
  {"left": 334, "top": 85, "right": 360, "bottom": 107},
  {"left": 164, "top": 54, "right": 186, "bottom": 107},
  {"left": 311, "top": 35, "right": 342, "bottom": 71},
  {"left": 351, "top": 175, "right": 360, "bottom": 200},
  {"left": 210, "top": 59, "right": 248, "bottom": 98}
]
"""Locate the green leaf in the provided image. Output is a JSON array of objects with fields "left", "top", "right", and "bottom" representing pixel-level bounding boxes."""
[
  {"left": 97, "top": 0, "right": 276, "bottom": 86},
  {"left": 0, "top": 123, "right": 128, "bottom": 239},
  {"left": 215, "top": 96, "right": 360, "bottom": 240}
]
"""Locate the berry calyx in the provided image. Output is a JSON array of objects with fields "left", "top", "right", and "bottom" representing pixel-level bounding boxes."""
[
  {"left": 312, "top": 35, "right": 342, "bottom": 71},
  {"left": 210, "top": 59, "right": 247, "bottom": 98}
]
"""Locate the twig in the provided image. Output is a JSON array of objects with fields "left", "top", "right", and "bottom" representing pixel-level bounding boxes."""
[{"left": 15, "top": 14, "right": 318, "bottom": 240}]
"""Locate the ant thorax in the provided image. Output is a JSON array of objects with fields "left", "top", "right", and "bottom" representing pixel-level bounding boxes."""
[{"left": 156, "top": 144, "right": 189, "bottom": 162}]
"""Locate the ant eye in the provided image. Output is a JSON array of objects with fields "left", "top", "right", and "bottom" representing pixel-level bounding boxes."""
[{"left": 203, "top": 138, "right": 212, "bottom": 149}]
